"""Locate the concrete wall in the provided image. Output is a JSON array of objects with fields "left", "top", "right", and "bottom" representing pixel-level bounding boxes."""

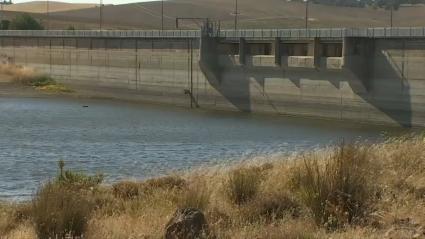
[
  {"left": 1, "top": 33, "right": 425, "bottom": 127},
  {"left": 0, "top": 37, "right": 218, "bottom": 108}
]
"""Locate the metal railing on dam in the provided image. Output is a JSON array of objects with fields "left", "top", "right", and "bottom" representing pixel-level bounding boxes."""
[
  {"left": 218, "top": 27, "right": 425, "bottom": 39},
  {"left": 0, "top": 27, "right": 424, "bottom": 39},
  {"left": 0, "top": 30, "right": 202, "bottom": 38}
]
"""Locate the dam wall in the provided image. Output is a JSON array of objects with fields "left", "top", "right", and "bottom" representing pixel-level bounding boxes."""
[{"left": 0, "top": 28, "right": 425, "bottom": 127}]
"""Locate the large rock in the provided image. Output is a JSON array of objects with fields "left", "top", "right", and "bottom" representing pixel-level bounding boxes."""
[{"left": 165, "top": 208, "right": 209, "bottom": 239}]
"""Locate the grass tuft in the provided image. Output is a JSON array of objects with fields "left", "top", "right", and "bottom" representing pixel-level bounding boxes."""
[
  {"left": 290, "top": 143, "right": 373, "bottom": 229},
  {"left": 112, "top": 181, "right": 142, "bottom": 199},
  {"left": 225, "top": 167, "right": 263, "bottom": 205},
  {"left": 32, "top": 161, "right": 103, "bottom": 238},
  {"left": 244, "top": 191, "right": 300, "bottom": 222},
  {"left": 177, "top": 180, "right": 211, "bottom": 210},
  {"left": 32, "top": 182, "right": 95, "bottom": 238}
]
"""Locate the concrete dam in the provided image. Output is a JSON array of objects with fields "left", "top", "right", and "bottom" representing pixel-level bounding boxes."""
[{"left": 0, "top": 28, "right": 424, "bottom": 127}]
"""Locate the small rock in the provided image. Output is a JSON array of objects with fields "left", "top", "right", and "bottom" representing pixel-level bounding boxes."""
[{"left": 165, "top": 208, "right": 209, "bottom": 239}]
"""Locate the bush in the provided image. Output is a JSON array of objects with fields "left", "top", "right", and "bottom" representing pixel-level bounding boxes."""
[
  {"left": 10, "top": 14, "right": 44, "bottom": 30},
  {"left": 32, "top": 161, "right": 103, "bottom": 238},
  {"left": 290, "top": 143, "right": 373, "bottom": 229},
  {"left": 32, "top": 182, "right": 95, "bottom": 238},
  {"left": 66, "top": 25, "right": 76, "bottom": 30},
  {"left": 225, "top": 167, "right": 262, "bottom": 205},
  {"left": 177, "top": 181, "right": 210, "bottom": 210},
  {"left": 243, "top": 191, "right": 300, "bottom": 222},
  {"left": 143, "top": 175, "right": 186, "bottom": 191},
  {"left": 25, "top": 75, "right": 56, "bottom": 87},
  {"left": 0, "top": 20, "right": 10, "bottom": 30},
  {"left": 112, "top": 181, "right": 142, "bottom": 199}
]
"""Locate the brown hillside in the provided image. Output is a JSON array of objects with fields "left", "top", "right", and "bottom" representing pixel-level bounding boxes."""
[
  {"left": 2, "top": 0, "right": 425, "bottom": 30},
  {"left": 3, "top": 1, "right": 96, "bottom": 14}
]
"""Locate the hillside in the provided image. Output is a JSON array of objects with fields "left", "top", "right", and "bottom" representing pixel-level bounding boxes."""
[
  {"left": 49, "top": 0, "right": 425, "bottom": 29},
  {"left": 1, "top": 0, "right": 425, "bottom": 30},
  {"left": 2, "top": 1, "right": 96, "bottom": 14}
]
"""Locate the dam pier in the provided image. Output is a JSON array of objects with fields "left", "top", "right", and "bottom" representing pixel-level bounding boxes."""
[{"left": 0, "top": 28, "right": 424, "bottom": 127}]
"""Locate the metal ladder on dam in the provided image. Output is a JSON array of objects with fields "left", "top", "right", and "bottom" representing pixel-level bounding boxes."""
[
  {"left": 183, "top": 19, "right": 220, "bottom": 109},
  {"left": 184, "top": 38, "right": 199, "bottom": 109}
]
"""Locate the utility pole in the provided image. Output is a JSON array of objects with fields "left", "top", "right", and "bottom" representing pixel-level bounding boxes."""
[
  {"left": 390, "top": 5, "right": 394, "bottom": 27},
  {"left": 99, "top": 0, "right": 103, "bottom": 30},
  {"left": 1, "top": 1, "right": 4, "bottom": 27},
  {"left": 234, "top": 0, "right": 238, "bottom": 30},
  {"left": 46, "top": 0, "right": 49, "bottom": 29},
  {"left": 161, "top": 0, "right": 164, "bottom": 30},
  {"left": 304, "top": 0, "right": 309, "bottom": 29}
]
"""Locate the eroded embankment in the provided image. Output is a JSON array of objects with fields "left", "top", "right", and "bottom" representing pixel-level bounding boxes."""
[{"left": 1, "top": 136, "right": 424, "bottom": 239}]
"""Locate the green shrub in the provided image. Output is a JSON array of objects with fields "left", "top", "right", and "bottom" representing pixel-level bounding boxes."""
[
  {"left": 28, "top": 75, "right": 56, "bottom": 87},
  {"left": 290, "top": 143, "right": 373, "bottom": 229},
  {"left": 225, "top": 167, "right": 262, "bottom": 205},
  {"left": 57, "top": 159, "right": 104, "bottom": 190},
  {"left": 0, "top": 20, "right": 10, "bottom": 30},
  {"left": 66, "top": 25, "right": 76, "bottom": 30},
  {"left": 10, "top": 14, "right": 44, "bottom": 30}
]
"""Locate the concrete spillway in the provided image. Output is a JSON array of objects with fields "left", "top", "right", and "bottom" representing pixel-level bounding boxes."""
[{"left": 0, "top": 28, "right": 424, "bottom": 127}]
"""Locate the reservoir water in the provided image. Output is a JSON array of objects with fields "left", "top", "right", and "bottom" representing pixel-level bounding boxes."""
[{"left": 0, "top": 97, "right": 407, "bottom": 200}]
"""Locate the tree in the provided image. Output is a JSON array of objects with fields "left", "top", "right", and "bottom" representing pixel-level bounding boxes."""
[
  {"left": 66, "top": 25, "right": 76, "bottom": 30},
  {"left": 0, "top": 20, "right": 10, "bottom": 30},
  {"left": 10, "top": 14, "right": 44, "bottom": 30}
]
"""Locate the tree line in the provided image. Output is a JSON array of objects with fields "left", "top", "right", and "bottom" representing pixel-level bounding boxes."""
[
  {"left": 0, "top": 14, "right": 44, "bottom": 30},
  {"left": 295, "top": 0, "right": 424, "bottom": 8}
]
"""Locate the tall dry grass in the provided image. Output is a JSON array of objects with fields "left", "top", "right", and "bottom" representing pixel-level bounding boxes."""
[
  {"left": 290, "top": 143, "right": 375, "bottom": 229},
  {"left": 1, "top": 135, "right": 424, "bottom": 239}
]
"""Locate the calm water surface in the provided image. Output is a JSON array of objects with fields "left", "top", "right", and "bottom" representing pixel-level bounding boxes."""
[{"left": 0, "top": 97, "right": 407, "bottom": 200}]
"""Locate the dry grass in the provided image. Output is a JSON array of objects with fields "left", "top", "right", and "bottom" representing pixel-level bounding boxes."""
[
  {"left": 3, "top": 2, "right": 96, "bottom": 14},
  {"left": 32, "top": 182, "right": 96, "bottom": 238},
  {"left": 290, "top": 143, "right": 375, "bottom": 229},
  {"left": 1, "top": 135, "right": 425, "bottom": 239},
  {"left": 225, "top": 167, "right": 263, "bottom": 205}
]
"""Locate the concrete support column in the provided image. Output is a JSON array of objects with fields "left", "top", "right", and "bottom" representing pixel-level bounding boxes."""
[
  {"left": 274, "top": 37, "right": 281, "bottom": 66},
  {"left": 239, "top": 37, "right": 246, "bottom": 65},
  {"left": 313, "top": 37, "right": 321, "bottom": 68},
  {"left": 342, "top": 37, "right": 352, "bottom": 68},
  {"left": 342, "top": 37, "right": 373, "bottom": 91}
]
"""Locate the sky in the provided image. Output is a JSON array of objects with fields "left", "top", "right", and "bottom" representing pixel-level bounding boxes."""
[{"left": 12, "top": 0, "right": 158, "bottom": 5}]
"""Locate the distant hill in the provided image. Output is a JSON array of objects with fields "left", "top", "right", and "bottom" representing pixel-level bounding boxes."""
[
  {"left": 3, "top": 1, "right": 96, "bottom": 14},
  {"left": 1, "top": 0, "right": 425, "bottom": 30}
]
